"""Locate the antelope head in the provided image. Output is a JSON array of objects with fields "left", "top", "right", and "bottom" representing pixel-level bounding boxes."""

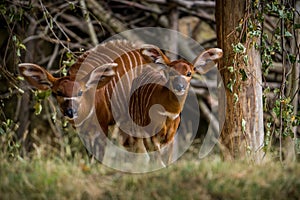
[
  {"left": 140, "top": 45, "right": 223, "bottom": 97},
  {"left": 18, "top": 63, "right": 116, "bottom": 122}
]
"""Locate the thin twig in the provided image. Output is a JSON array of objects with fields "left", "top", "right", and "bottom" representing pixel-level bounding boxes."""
[
  {"left": 39, "top": 0, "right": 73, "bottom": 54},
  {"left": 111, "top": 0, "right": 162, "bottom": 14},
  {"left": 57, "top": 22, "right": 87, "bottom": 44},
  {"left": 47, "top": 41, "right": 60, "bottom": 70},
  {"left": 86, "top": 0, "right": 142, "bottom": 41},
  {"left": 198, "top": 100, "right": 219, "bottom": 135},
  {"left": 80, "top": 0, "right": 99, "bottom": 46},
  {"left": 168, "top": 6, "right": 179, "bottom": 60},
  {"left": 170, "top": 0, "right": 215, "bottom": 9},
  {"left": 86, "top": 0, "right": 126, "bottom": 33}
]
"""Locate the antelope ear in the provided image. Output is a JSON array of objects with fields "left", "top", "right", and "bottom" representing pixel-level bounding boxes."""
[
  {"left": 140, "top": 44, "right": 170, "bottom": 66},
  {"left": 83, "top": 63, "right": 117, "bottom": 89},
  {"left": 192, "top": 48, "right": 223, "bottom": 74},
  {"left": 18, "top": 63, "right": 57, "bottom": 90}
]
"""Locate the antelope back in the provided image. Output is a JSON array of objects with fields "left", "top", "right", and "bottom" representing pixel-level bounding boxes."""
[
  {"left": 68, "top": 40, "right": 169, "bottom": 84},
  {"left": 66, "top": 40, "right": 173, "bottom": 122}
]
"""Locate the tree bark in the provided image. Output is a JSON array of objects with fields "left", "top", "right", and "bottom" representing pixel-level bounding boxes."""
[{"left": 216, "top": 0, "right": 264, "bottom": 161}]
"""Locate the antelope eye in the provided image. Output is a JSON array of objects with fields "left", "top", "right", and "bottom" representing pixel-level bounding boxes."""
[
  {"left": 54, "top": 91, "right": 63, "bottom": 96},
  {"left": 77, "top": 90, "right": 83, "bottom": 97},
  {"left": 186, "top": 72, "right": 192, "bottom": 77}
]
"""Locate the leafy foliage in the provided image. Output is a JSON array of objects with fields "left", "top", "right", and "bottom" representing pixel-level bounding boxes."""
[
  {"left": 228, "top": 0, "right": 300, "bottom": 158},
  {"left": 259, "top": 0, "right": 300, "bottom": 158}
]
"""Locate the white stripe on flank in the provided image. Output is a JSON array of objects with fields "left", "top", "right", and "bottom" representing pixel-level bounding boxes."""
[{"left": 158, "top": 111, "right": 179, "bottom": 120}]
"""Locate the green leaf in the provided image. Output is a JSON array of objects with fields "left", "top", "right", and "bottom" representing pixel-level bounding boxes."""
[
  {"left": 35, "top": 90, "right": 52, "bottom": 100},
  {"left": 62, "top": 67, "right": 68, "bottom": 76},
  {"left": 242, "top": 119, "right": 246, "bottom": 132},
  {"left": 243, "top": 55, "right": 249, "bottom": 65},
  {"left": 284, "top": 31, "right": 292, "bottom": 37},
  {"left": 34, "top": 102, "right": 42, "bottom": 115},
  {"left": 227, "top": 66, "right": 234, "bottom": 73},
  {"left": 239, "top": 69, "right": 248, "bottom": 81},
  {"left": 62, "top": 119, "right": 69, "bottom": 128},
  {"left": 264, "top": 87, "right": 270, "bottom": 94},
  {"left": 288, "top": 54, "right": 296, "bottom": 64},
  {"left": 272, "top": 100, "right": 281, "bottom": 117},
  {"left": 19, "top": 43, "right": 26, "bottom": 50},
  {"left": 0, "top": 5, "right": 6, "bottom": 15},
  {"left": 62, "top": 60, "right": 75, "bottom": 67},
  {"left": 51, "top": 112, "right": 56, "bottom": 122},
  {"left": 16, "top": 48, "right": 21, "bottom": 57},
  {"left": 69, "top": 2, "right": 75, "bottom": 10},
  {"left": 294, "top": 24, "right": 300, "bottom": 29},
  {"left": 0, "top": 127, "right": 5, "bottom": 135},
  {"left": 6, "top": 119, "right": 11, "bottom": 127},
  {"left": 287, "top": 10, "right": 294, "bottom": 21},
  {"left": 227, "top": 78, "right": 236, "bottom": 93},
  {"left": 273, "top": 88, "right": 280, "bottom": 94},
  {"left": 66, "top": 51, "right": 73, "bottom": 59},
  {"left": 232, "top": 43, "right": 246, "bottom": 54},
  {"left": 17, "top": 75, "right": 24, "bottom": 81},
  {"left": 234, "top": 93, "right": 239, "bottom": 103},
  {"left": 278, "top": 9, "right": 285, "bottom": 19}
]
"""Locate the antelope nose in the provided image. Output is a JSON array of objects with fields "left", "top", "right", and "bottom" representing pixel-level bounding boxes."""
[
  {"left": 65, "top": 108, "right": 76, "bottom": 118},
  {"left": 174, "top": 83, "right": 185, "bottom": 91},
  {"left": 173, "top": 76, "right": 187, "bottom": 92}
]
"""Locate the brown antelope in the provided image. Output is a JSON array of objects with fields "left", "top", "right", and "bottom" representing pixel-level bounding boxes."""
[
  {"left": 111, "top": 48, "right": 223, "bottom": 166},
  {"left": 19, "top": 40, "right": 222, "bottom": 166}
]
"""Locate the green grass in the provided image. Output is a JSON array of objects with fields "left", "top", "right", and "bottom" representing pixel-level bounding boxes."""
[{"left": 1, "top": 148, "right": 300, "bottom": 200}]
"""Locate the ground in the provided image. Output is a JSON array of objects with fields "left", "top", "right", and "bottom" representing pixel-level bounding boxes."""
[{"left": 1, "top": 146, "right": 299, "bottom": 200}]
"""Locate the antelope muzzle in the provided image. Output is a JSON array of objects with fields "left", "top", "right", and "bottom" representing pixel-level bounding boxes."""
[
  {"left": 60, "top": 98, "right": 79, "bottom": 119},
  {"left": 171, "top": 75, "right": 188, "bottom": 96}
]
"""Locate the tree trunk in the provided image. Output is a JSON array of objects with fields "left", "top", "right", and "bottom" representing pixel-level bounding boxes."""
[{"left": 216, "top": 0, "right": 264, "bottom": 161}]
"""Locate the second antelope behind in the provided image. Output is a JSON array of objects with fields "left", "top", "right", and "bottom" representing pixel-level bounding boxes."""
[{"left": 19, "top": 40, "right": 223, "bottom": 168}]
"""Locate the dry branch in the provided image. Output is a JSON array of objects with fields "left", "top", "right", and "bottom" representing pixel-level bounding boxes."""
[
  {"left": 85, "top": 0, "right": 127, "bottom": 33},
  {"left": 85, "top": 0, "right": 142, "bottom": 41},
  {"left": 80, "top": 0, "right": 99, "bottom": 45},
  {"left": 170, "top": 0, "right": 215, "bottom": 9},
  {"left": 112, "top": 0, "right": 162, "bottom": 14}
]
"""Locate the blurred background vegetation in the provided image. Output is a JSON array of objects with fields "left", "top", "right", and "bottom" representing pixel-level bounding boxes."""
[{"left": 0, "top": 0, "right": 299, "bottom": 199}]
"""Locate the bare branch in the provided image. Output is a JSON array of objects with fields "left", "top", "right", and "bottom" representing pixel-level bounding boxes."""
[{"left": 80, "top": 0, "right": 99, "bottom": 46}]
